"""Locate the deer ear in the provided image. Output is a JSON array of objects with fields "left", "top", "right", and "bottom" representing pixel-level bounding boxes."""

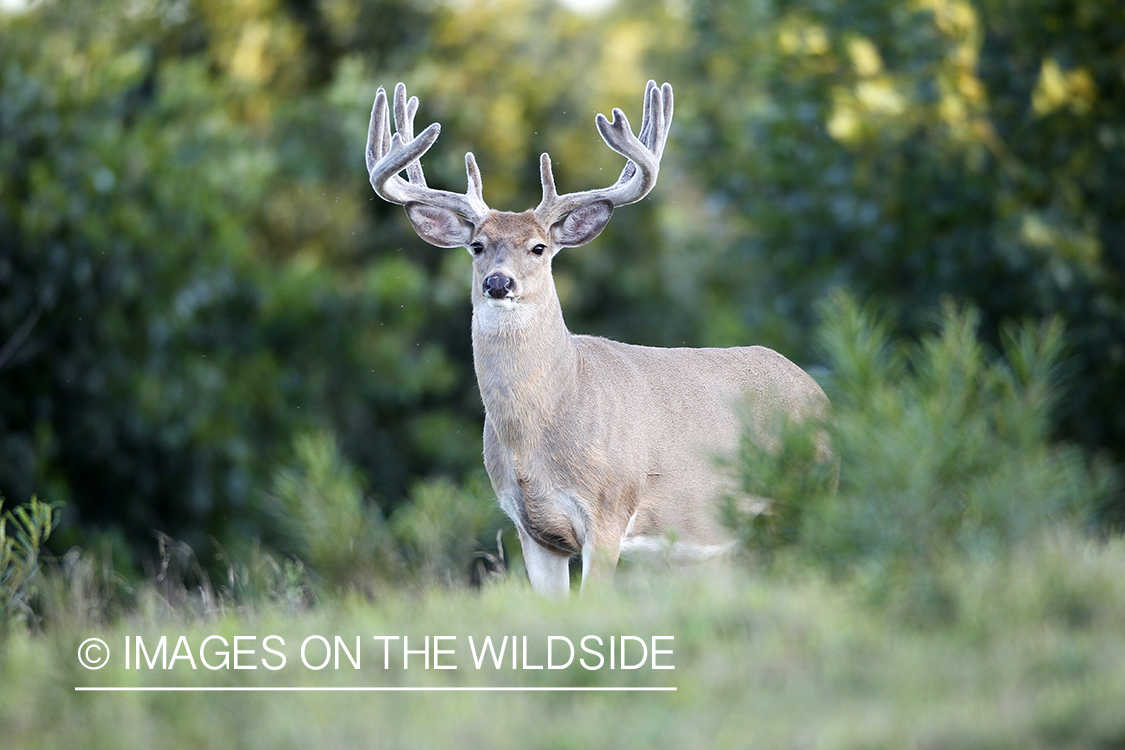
[
  {"left": 405, "top": 203, "right": 476, "bottom": 248},
  {"left": 551, "top": 200, "right": 614, "bottom": 248}
]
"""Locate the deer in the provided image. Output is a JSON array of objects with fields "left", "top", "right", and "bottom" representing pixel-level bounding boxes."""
[{"left": 365, "top": 80, "right": 831, "bottom": 597}]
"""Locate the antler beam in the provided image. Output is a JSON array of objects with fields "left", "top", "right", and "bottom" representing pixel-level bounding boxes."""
[
  {"left": 534, "top": 80, "right": 673, "bottom": 226},
  {"left": 366, "top": 82, "right": 491, "bottom": 224}
]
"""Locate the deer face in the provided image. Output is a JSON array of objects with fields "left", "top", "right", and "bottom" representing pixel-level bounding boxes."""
[
  {"left": 404, "top": 201, "right": 614, "bottom": 312},
  {"left": 467, "top": 212, "right": 552, "bottom": 310},
  {"left": 369, "top": 80, "right": 671, "bottom": 319}
]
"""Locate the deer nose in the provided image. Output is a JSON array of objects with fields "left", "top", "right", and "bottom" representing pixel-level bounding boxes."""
[{"left": 483, "top": 274, "right": 514, "bottom": 299}]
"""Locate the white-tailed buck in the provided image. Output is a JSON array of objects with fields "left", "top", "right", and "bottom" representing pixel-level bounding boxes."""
[{"left": 366, "top": 81, "right": 830, "bottom": 596}]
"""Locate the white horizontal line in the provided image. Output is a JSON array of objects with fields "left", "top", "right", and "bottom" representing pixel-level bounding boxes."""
[{"left": 75, "top": 686, "right": 676, "bottom": 692}]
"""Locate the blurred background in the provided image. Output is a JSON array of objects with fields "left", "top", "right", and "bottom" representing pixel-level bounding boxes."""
[{"left": 1, "top": 0, "right": 1122, "bottom": 583}]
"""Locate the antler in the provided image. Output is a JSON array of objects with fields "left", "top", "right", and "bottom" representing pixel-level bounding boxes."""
[
  {"left": 534, "top": 80, "right": 673, "bottom": 226},
  {"left": 366, "top": 82, "right": 491, "bottom": 225}
]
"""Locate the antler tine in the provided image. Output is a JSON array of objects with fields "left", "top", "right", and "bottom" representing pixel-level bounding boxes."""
[
  {"left": 393, "top": 83, "right": 426, "bottom": 186},
  {"left": 365, "top": 86, "right": 390, "bottom": 175},
  {"left": 639, "top": 80, "right": 674, "bottom": 157},
  {"left": 535, "top": 80, "right": 673, "bottom": 226},
  {"left": 365, "top": 82, "right": 490, "bottom": 224},
  {"left": 539, "top": 152, "right": 559, "bottom": 206},
  {"left": 465, "top": 152, "right": 485, "bottom": 208}
]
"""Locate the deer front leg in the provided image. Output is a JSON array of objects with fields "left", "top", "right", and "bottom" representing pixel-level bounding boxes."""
[
  {"left": 518, "top": 528, "right": 571, "bottom": 598},
  {"left": 579, "top": 537, "right": 622, "bottom": 593}
]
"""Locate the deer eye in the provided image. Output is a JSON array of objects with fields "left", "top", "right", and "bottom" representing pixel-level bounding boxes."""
[
  {"left": 470, "top": 242, "right": 485, "bottom": 255},
  {"left": 531, "top": 244, "right": 547, "bottom": 256}
]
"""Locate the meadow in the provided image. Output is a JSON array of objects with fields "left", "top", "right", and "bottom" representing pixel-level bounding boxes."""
[
  {"left": 3, "top": 294, "right": 1123, "bottom": 749},
  {"left": 2, "top": 532, "right": 1125, "bottom": 749}
]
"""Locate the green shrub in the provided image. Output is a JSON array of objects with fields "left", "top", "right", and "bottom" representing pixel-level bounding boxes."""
[
  {"left": 262, "top": 431, "right": 399, "bottom": 595},
  {"left": 0, "top": 497, "right": 58, "bottom": 629},
  {"left": 727, "top": 292, "right": 1118, "bottom": 585},
  {"left": 263, "top": 432, "right": 507, "bottom": 592},
  {"left": 389, "top": 472, "right": 507, "bottom": 586}
]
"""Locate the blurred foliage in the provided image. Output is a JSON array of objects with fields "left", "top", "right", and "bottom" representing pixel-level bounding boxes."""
[
  {"left": 261, "top": 431, "right": 399, "bottom": 594},
  {"left": 264, "top": 431, "right": 506, "bottom": 590},
  {"left": 677, "top": 0, "right": 1125, "bottom": 520},
  {"left": 0, "top": 497, "right": 58, "bottom": 630},
  {"left": 5, "top": 531, "right": 1125, "bottom": 748},
  {"left": 390, "top": 471, "right": 507, "bottom": 586},
  {"left": 0, "top": 0, "right": 1122, "bottom": 579},
  {"left": 726, "top": 292, "right": 1118, "bottom": 619},
  {"left": 0, "top": 0, "right": 481, "bottom": 566}
]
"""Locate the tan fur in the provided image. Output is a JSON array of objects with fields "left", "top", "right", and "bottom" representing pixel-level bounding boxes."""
[{"left": 468, "top": 212, "right": 830, "bottom": 594}]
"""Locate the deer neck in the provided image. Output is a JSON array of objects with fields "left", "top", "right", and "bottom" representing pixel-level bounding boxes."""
[{"left": 471, "top": 290, "right": 577, "bottom": 445}]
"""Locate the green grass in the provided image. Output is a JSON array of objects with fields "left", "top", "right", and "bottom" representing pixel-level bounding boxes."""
[
  {"left": 2, "top": 530, "right": 1125, "bottom": 749},
  {"left": 4, "top": 293, "right": 1123, "bottom": 748}
]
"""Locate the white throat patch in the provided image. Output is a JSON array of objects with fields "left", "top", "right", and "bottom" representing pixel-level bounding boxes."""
[{"left": 475, "top": 298, "right": 538, "bottom": 332}]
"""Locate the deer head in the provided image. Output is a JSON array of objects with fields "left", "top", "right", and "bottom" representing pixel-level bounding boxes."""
[{"left": 365, "top": 81, "right": 673, "bottom": 315}]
